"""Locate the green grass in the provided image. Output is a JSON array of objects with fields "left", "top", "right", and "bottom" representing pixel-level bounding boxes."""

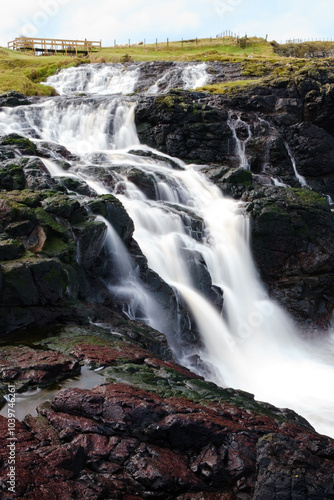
[
  {"left": 0, "top": 47, "right": 89, "bottom": 95},
  {"left": 93, "top": 36, "right": 278, "bottom": 63},
  {"left": 197, "top": 79, "right": 262, "bottom": 94},
  {"left": 1, "top": 37, "right": 334, "bottom": 96}
]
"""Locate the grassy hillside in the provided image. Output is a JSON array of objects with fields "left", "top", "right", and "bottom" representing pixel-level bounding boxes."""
[
  {"left": 0, "top": 47, "right": 89, "bottom": 96},
  {"left": 1, "top": 37, "right": 334, "bottom": 96},
  {"left": 93, "top": 36, "right": 277, "bottom": 62}
]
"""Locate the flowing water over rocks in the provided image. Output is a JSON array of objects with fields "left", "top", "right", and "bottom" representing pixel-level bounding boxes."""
[{"left": 0, "top": 63, "right": 334, "bottom": 498}]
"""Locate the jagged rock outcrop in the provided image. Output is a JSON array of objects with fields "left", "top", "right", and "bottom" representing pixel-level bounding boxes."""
[
  {"left": 0, "top": 136, "right": 180, "bottom": 336},
  {"left": 245, "top": 187, "right": 334, "bottom": 325},
  {"left": 0, "top": 324, "right": 333, "bottom": 499},
  {"left": 134, "top": 72, "right": 334, "bottom": 325}
]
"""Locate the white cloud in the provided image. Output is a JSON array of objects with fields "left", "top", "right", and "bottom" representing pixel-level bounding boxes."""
[
  {"left": 58, "top": 0, "right": 201, "bottom": 45},
  {"left": 1, "top": 0, "right": 333, "bottom": 49}
]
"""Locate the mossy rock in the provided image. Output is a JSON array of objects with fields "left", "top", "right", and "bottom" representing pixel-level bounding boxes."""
[
  {"left": 43, "top": 193, "right": 84, "bottom": 222},
  {"left": 87, "top": 194, "right": 134, "bottom": 244},
  {"left": 156, "top": 95, "right": 177, "bottom": 109},
  {"left": 2, "top": 189, "right": 45, "bottom": 208},
  {"left": 222, "top": 167, "right": 253, "bottom": 186},
  {"left": 0, "top": 162, "right": 25, "bottom": 190},
  {"left": 42, "top": 236, "right": 74, "bottom": 263},
  {"left": 0, "top": 91, "right": 32, "bottom": 107},
  {"left": 0, "top": 133, "right": 37, "bottom": 156},
  {"left": 34, "top": 207, "right": 70, "bottom": 238}
]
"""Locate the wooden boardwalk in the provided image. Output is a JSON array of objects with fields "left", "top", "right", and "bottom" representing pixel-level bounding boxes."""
[{"left": 8, "top": 37, "right": 102, "bottom": 55}]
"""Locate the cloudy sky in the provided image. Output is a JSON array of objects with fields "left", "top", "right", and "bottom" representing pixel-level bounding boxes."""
[{"left": 1, "top": 0, "right": 333, "bottom": 48}]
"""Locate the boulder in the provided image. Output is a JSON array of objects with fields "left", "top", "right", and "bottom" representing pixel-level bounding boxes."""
[
  {"left": 0, "top": 91, "right": 32, "bottom": 108},
  {"left": 247, "top": 187, "right": 334, "bottom": 325}
]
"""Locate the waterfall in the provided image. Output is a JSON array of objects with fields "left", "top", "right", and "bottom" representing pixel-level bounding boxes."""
[
  {"left": 284, "top": 141, "right": 308, "bottom": 187},
  {"left": 44, "top": 63, "right": 142, "bottom": 95},
  {"left": 0, "top": 96, "right": 138, "bottom": 154},
  {"left": 46, "top": 62, "right": 210, "bottom": 97},
  {"left": 227, "top": 112, "right": 252, "bottom": 169},
  {"left": 0, "top": 66, "right": 333, "bottom": 438},
  {"left": 95, "top": 215, "right": 171, "bottom": 333}
]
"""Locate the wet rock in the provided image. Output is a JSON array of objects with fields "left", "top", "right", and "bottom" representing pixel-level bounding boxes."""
[
  {"left": 0, "top": 91, "right": 32, "bottom": 107},
  {"left": 0, "top": 378, "right": 330, "bottom": 499},
  {"left": 0, "top": 320, "right": 332, "bottom": 498},
  {"left": 0, "top": 160, "right": 25, "bottom": 190},
  {"left": 0, "top": 133, "right": 37, "bottom": 155},
  {"left": 286, "top": 122, "right": 334, "bottom": 197},
  {"left": 73, "top": 220, "right": 107, "bottom": 268},
  {"left": 136, "top": 91, "right": 231, "bottom": 164},
  {"left": 128, "top": 148, "right": 184, "bottom": 170},
  {"left": 127, "top": 168, "right": 157, "bottom": 199},
  {"left": 0, "top": 345, "right": 80, "bottom": 391},
  {"left": 35, "top": 140, "right": 79, "bottom": 161},
  {"left": 254, "top": 433, "right": 334, "bottom": 499},
  {"left": 23, "top": 157, "right": 63, "bottom": 191},
  {"left": 87, "top": 194, "right": 134, "bottom": 244},
  {"left": 247, "top": 187, "right": 334, "bottom": 324}
]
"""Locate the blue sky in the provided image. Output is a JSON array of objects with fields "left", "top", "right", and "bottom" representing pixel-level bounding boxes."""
[{"left": 1, "top": 0, "right": 334, "bottom": 48}]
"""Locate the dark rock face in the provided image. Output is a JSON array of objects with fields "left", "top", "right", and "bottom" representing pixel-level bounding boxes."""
[
  {"left": 134, "top": 72, "right": 334, "bottom": 325},
  {"left": 0, "top": 91, "right": 32, "bottom": 108},
  {"left": 246, "top": 187, "right": 334, "bottom": 324},
  {"left": 136, "top": 92, "right": 232, "bottom": 164},
  {"left": 0, "top": 183, "right": 130, "bottom": 334}
]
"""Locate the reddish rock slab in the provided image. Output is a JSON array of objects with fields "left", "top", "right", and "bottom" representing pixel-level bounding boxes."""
[
  {"left": 0, "top": 381, "right": 333, "bottom": 499},
  {"left": 0, "top": 345, "right": 80, "bottom": 389}
]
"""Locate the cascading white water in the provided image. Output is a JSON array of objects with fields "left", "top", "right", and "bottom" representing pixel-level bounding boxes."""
[
  {"left": 46, "top": 62, "right": 210, "bottom": 97},
  {"left": 0, "top": 96, "right": 138, "bottom": 154},
  {"left": 146, "top": 62, "right": 209, "bottom": 94},
  {"left": 227, "top": 112, "right": 252, "bottom": 170},
  {"left": 284, "top": 141, "right": 308, "bottom": 187},
  {"left": 0, "top": 67, "right": 334, "bottom": 438},
  {"left": 45, "top": 63, "right": 142, "bottom": 95}
]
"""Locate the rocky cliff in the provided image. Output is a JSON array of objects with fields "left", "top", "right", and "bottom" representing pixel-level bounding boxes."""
[
  {"left": 135, "top": 69, "right": 334, "bottom": 326},
  {"left": 0, "top": 72, "right": 334, "bottom": 499}
]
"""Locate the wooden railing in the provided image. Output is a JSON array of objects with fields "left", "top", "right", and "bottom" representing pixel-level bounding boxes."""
[{"left": 8, "top": 37, "right": 102, "bottom": 55}]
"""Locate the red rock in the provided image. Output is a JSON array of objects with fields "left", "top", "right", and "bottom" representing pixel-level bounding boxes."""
[{"left": 0, "top": 345, "right": 80, "bottom": 388}]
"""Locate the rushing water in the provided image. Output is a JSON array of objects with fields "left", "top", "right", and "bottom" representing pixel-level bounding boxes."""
[
  {"left": 227, "top": 111, "right": 252, "bottom": 170},
  {"left": 0, "top": 64, "right": 334, "bottom": 438},
  {"left": 45, "top": 61, "right": 210, "bottom": 96}
]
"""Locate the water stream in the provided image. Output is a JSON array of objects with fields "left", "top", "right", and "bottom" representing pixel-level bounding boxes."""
[
  {"left": 227, "top": 111, "right": 252, "bottom": 170},
  {"left": 0, "top": 64, "right": 333, "bottom": 437}
]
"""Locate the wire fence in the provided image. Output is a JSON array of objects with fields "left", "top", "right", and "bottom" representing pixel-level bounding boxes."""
[
  {"left": 280, "top": 38, "right": 334, "bottom": 44},
  {"left": 109, "top": 34, "right": 334, "bottom": 49},
  {"left": 110, "top": 32, "right": 248, "bottom": 48}
]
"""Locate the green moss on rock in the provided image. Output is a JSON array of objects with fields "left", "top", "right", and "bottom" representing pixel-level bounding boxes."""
[{"left": 0, "top": 133, "right": 37, "bottom": 155}]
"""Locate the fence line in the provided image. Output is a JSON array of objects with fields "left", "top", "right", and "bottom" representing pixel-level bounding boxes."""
[
  {"left": 281, "top": 38, "right": 334, "bottom": 44},
  {"left": 110, "top": 34, "right": 334, "bottom": 49},
  {"left": 111, "top": 33, "right": 245, "bottom": 49}
]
